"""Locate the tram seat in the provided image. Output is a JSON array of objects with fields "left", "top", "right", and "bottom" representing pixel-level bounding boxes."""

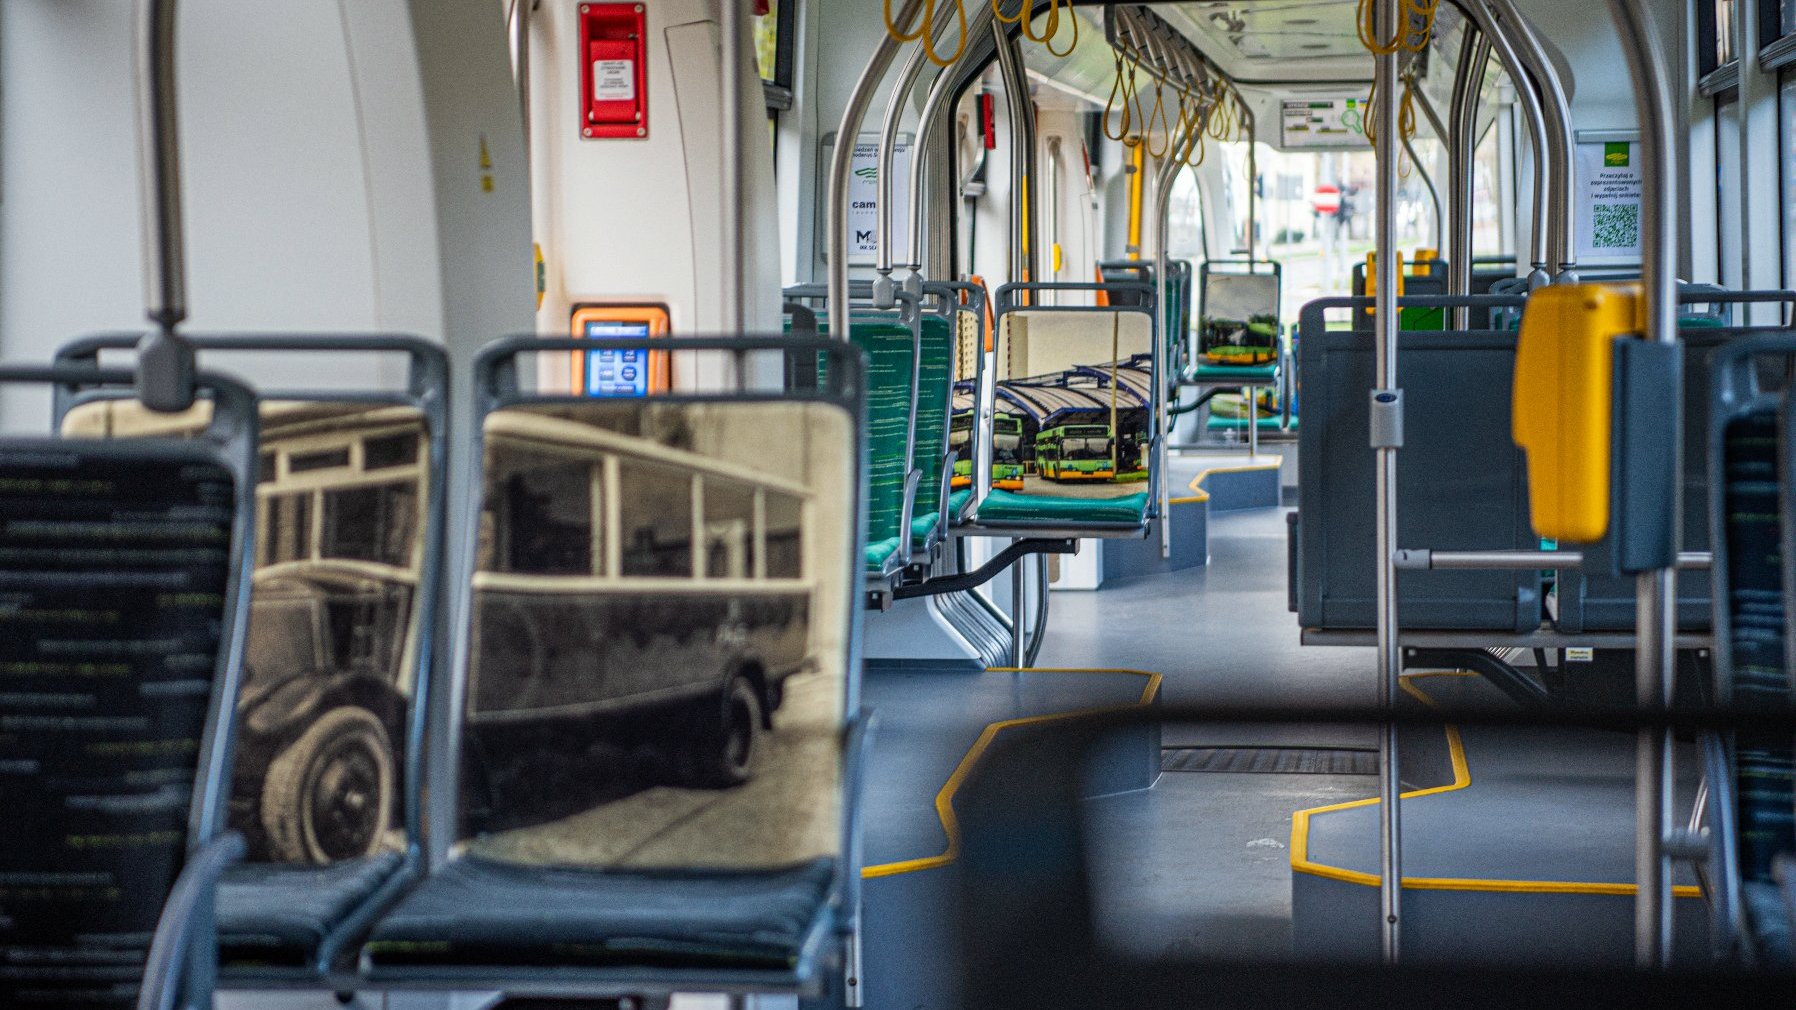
[
  {"left": 0, "top": 364, "right": 257, "bottom": 1010},
  {"left": 971, "top": 285, "right": 1161, "bottom": 536},
  {"left": 54, "top": 335, "right": 451, "bottom": 979},
  {"left": 908, "top": 312, "right": 957, "bottom": 555},
  {"left": 357, "top": 335, "right": 868, "bottom": 998},
  {"left": 1707, "top": 336, "right": 1796, "bottom": 967},
  {"left": 1293, "top": 296, "right": 1542, "bottom": 631}
]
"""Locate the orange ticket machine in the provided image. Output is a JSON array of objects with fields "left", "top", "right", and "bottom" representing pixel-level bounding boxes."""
[{"left": 569, "top": 304, "right": 671, "bottom": 396}]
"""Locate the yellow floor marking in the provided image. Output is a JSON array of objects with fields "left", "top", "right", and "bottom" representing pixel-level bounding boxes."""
[
  {"left": 1290, "top": 671, "right": 1701, "bottom": 898},
  {"left": 861, "top": 667, "right": 1163, "bottom": 879},
  {"left": 1175, "top": 454, "right": 1283, "bottom": 504}
]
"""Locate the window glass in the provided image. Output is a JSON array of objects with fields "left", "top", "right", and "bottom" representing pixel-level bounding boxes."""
[
  {"left": 1718, "top": 0, "right": 1738, "bottom": 67},
  {"left": 1786, "top": 0, "right": 1796, "bottom": 37},
  {"left": 1718, "top": 92, "right": 1742, "bottom": 285},
  {"left": 364, "top": 432, "right": 419, "bottom": 470},
  {"left": 754, "top": 0, "right": 780, "bottom": 83},
  {"left": 1783, "top": 74, "right": 1796, "bottom": 287},
  {"left": 618, "top": 459, "right": 694, "bottom": 577},
  {"left": 703, "top": 477, "right": 757, "bottom": 579},
  {"left": 323, "top": 482, "right": 418, "bottom": 568},
  {"left": 764, "top": 490, "right": 803, "bottom": 579},
  {"left": 263, "top": 492, "right": 311, "bottom": 565},
  {"left": 487, "top": 448, "right": 593, "bottom": 576}
]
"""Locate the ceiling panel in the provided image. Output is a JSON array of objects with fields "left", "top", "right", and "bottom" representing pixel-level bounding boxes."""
[{"left": 1162, "top": 1, "right": 1376, "bottom": 83}]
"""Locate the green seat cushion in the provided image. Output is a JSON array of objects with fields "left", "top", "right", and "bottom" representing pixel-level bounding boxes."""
[
  {"left": 975, "top": 489, "right": 1150, "bottom": 526},
  {"left": 1399, "top": 306, "right": 1445, "bottom": 331},
  {"left": 1206, "top": 415, "right": 1293, "bottom": 431},
  {"left": 865, "top": 536, "right": 902, "bottom": 570},
  {"left": 1679, "top": 314, "right": 1725, "bottom": 329},
  {"left": 1194, "top": 362, "right": 1279, "bottom": 382},
  {"left": 947, "top": 487, "right": 974, "bottom": 519},
  {"left": 910, "top": 511, "right": 941, "bottom": 546}
]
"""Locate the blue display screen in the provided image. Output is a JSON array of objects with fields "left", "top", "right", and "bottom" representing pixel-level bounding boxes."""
[{"left": 583, "top": 320, "right": 653, "bottom": 397}]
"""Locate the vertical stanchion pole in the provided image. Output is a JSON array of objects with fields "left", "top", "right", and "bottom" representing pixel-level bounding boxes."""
[
  {"left": 1446, "top": 30, "right": 1489, "bottom": 330},
  {"left": 721, "top": 0, "right": 745, "bottom": 332},
  {"left": 1154, "top": 129, "right": 1181, "bottom": 558},
  {"left": 1605, "top": 0, "right": 1680, "bottom": 968},
  {"left": 828, "top": 0, "right": 925, "bottom": 339},
  {"left": 1371, "top": 0, "right": 1404, "bottom": 965}
]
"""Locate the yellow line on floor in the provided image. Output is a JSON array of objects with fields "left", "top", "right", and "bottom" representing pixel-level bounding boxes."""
[
  {"left": 1177, "top": 454, "right": 1283, "bottom": 504},
  {"left": 1289, "top": 672, "right": 1701, "bottom": 898},
  {"left": 861, "top": 667, "right": 1163, "bottom": 879}
]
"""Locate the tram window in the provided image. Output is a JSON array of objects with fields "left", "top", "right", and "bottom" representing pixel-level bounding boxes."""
[
  {"left": 1702, "top": 0, "right": 1741, "bottom": 75},
  {"left": 1783, "top": 74, "right": 1796, "bottom": 290},
  {"left": 764, "top": 490, "right": 803, "bottom": 579},
  {"left": 1787, "top": 0, "right": 1796, "bottom": 36},
  {"left": 490, "top": 449, "right": 593, "bottom": 576},
  {"left": 755, "top": 0, "right": 794, "bottom": 110},
  {"left": 322, "top": 481, "right": 418, "bottom": 568},
  {"left": 702, "top": 477, "right": 757, "bottom": 579},
  {"left": 364, "top": 431, "right": 419, "bottom": 470},
  {"left": 264, "top": 492, "right": 312, "bottom": 566},
  {"left": 290, "top": 447, "right": 351, "bottom": 473},
  {"left": 618, "top": 458, "right": 694, "bottom": 577},
  {"left": 1718, "top": 89, "right": 1742, "bottom": 284}
]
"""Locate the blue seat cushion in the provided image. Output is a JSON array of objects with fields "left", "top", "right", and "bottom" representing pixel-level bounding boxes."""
[
  {"left": 363, "top": 856, "right": 835, "bottom": 972},
  {"left": 218, "top": 851, "right": 407, "bottom": 967},
  {"left": 975, "top": 489, "right": 1151, "bottom": 526}
]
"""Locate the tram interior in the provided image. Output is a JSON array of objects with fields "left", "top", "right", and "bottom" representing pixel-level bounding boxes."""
[{"left": 1, "top": 0, "right": 1796, "bottom": 1008}]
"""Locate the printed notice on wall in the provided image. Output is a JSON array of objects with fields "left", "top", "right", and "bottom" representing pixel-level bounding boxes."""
[
  {"left": 1576, "top": 140, "right": 1644, "bottom": 264},
  {"left": 844, "top": 137, "right": 911, "bottom": 264}
]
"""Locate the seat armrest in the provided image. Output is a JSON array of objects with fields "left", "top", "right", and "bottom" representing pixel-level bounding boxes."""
[
  {"left": 937, "top": 449, "right": 956, "bottom": 534},
  {"left": 898, "top": 468, "right": 921, "bottom": 566},
  {"left": 138, "top": 832, "right": 245, "bottom": 1010}
]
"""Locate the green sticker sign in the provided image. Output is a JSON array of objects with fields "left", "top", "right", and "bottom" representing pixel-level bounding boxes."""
[{"left": 1604, "top": 142, "right": 1630, "bottom": 167}]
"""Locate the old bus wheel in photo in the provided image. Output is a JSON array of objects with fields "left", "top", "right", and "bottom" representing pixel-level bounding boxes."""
[
  {"left": 680, "top": 675, "right": 763, "bottom": 789},
  {"left": 261, "top": 705, "right": 395, "bottom": 863}
]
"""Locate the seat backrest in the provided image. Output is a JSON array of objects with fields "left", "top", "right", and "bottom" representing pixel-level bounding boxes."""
[
  {"left": 1552, "top": 326, "right": 1773, "bottom": 632},
  {"left": 912, "top": 312, "right": 955, "bottom": 525},
  {"left": 1296, "top": 297, "right": 1540, "bottom": 631},
  {"left": 449, "top": 335, "right": 864, "bottom": 875},
  {"left": 1707, "top": 337, "right": 1796, "bottom": 894},
  {"left": 1199, "top": 262, "right": 1282, "bottom": 364},
  {"left": 0, "top": 366, "right": 255, "bottom": 1009},
  {"left": 54, "top": 336, "right": 450, "bottom": 869}
]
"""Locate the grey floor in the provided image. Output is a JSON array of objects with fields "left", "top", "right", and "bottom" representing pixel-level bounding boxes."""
[{"left": 1039, "top": 504, "right": 1383, "bottom": 964}]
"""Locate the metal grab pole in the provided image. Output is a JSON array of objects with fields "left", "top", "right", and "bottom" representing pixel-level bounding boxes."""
[
  {"left": 1483, "top": 0, "right": 1578, "bottom": 279},
  {"left": 721, "top": 0, "right": 745, "bottom": 331},
  {"left": 134, "top": 0, "right": 197, "bottom": 412},
  {"left": 876, "top": 42, "right": 931, "bottom": 291},
  {"left": 1153, "top": 128, "right": 1185, "bottom": 559},
  {"left": 1246, "top": 110, "right": 1258, "bottom": 263},
  {"left": 905, "top": 3, "right": 998, "bottom": 273},
  {"left": 510, "top": 0, "right": 532, "bottom": 162},
  {"left": 1604, "top": 0, "right": 1680, "bottom": 969},
  {"left": 991, "top": 21, "right": 1030, "bottom": 286},
  {"left": 1462, "top": 0, "right": 1550, "bottom": 286},
  {"left": 1372, "top": 0, "right": 1404, "bottom": 965},
  {"left": 1447, "top": 30, "right": 1491, "bottom": 330},
  {"left": 828, "top": 0, "right": 926, "bottom": 339}
]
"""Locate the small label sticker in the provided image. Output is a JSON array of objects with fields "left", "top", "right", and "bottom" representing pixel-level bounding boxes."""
[
  {"left": 593, "top": 60, "right": 635, "bottom": 102},
  {"left": 1565, "top": 647, "right": 1595, "bottom": 663}
]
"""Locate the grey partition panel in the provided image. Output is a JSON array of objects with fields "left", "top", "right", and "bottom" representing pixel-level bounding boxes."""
[
  {"left": 1296, "top": 321, "right": 1541, "bottom": 631},
  {"left": 1554, "top": 329, "right": 1763, "bottom": 633}
]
